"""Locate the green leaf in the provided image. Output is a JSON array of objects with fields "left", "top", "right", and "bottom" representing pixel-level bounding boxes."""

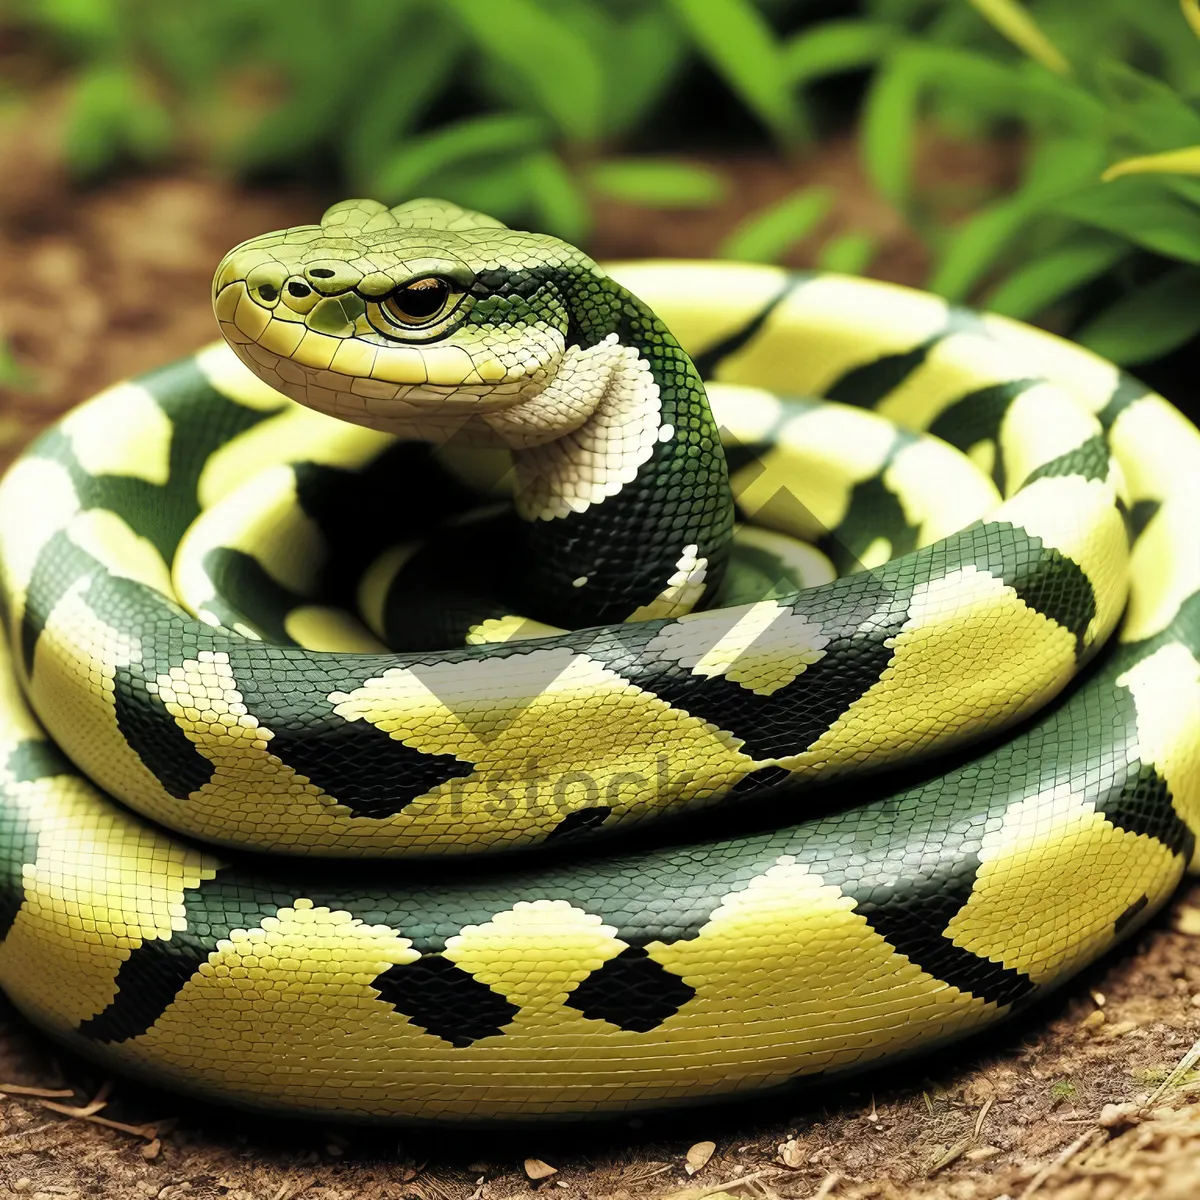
[
  {"left": 344, "top": 13, "right": 463, "bottom": 185},
  {"left": 604, "top": 8, "right": 689, "bottom": 137},
  {"left": 894, "top": 43, "right": 1103, "bottom": 128},
  {"left": 929, "top": 198, "right": 1037, "bottom": 300},
  {"left": 1185, "top": 0, "right": 1200, "bottom": 39},
  {"left": 1055, "top": 178, "right": 1200, "bottom": 264},
  {"left": 665, "top": 0, "right": 807, "bottom": 143},
  {"left": 718, "top": 187, "right": 834, "bottom": 263},
  {"left": 816, "top": 232, "right": 879, "bottom": 275},
  {"left": 984, "top": 231, "right": 1129, "bottom": 319},
  {"left": 373, "top": 114, "right": 549, "bottom": 202},
  {"left": 62, "top": 63, "right": 173, "bottom": 177},
  {"left": 782, "top": 19, "right": 898, "bottom": 85},
  {"left": 1103, "top": 146, "right": 1200, "bottom": 182},
  {"left": 929, "top": 132, "right": 1112, "bottom": 301},
  {"left": 861, "top": 49, "right": 922, "bottom": 206},
  {"left": 967, "top": 0, "right": 1071, "bottom": 75},
  {"left": 1164, "top": 175, "right": 1200, "bottom": 206},
  {"left": 586, "top": 159, "right": 727, "bottom": 208},
  {"left": 1075, "top": 266, "right": 1200, "bottom": 364},
  {"left": 442, "top": 0, "right": 604, "bottom": 140},
  {"left": 28, "top": 0, "right": 123, "bottom": 53},
  {"left": 1096, "top": 61, "right": 1200, "bottom": 153},
  {"left": 1020, "top": 134, "right": 1110, "bottom": 204},
  {"left": 524, "top": 152, "right": 591, "bottom": 242},
  {"left": 420, "top": 159, "right": 533, "bottom": 224}
]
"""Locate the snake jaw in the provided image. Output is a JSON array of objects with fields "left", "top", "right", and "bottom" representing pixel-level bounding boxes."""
[
  {"left": 208, "top": 198, "right": 624, "bottom": 446},
  {"left": 215, "top": 271, "right": 574, "bottom": 441}
]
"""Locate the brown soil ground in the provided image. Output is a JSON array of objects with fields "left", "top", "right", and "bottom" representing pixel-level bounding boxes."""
[{"left": 1, "top": 139, "right": 1199, "bottom": 1200}]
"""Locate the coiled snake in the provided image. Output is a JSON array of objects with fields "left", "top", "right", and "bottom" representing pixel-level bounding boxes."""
[{"left": 0, "top": 196, "right": 1197, "bottom": 1121}]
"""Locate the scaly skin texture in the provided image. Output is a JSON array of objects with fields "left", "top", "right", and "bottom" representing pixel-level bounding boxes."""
[
  {"left": 214, "top": 196, "right": 734, "bottom": 630},
  {"left": 0, "top": 203, "right": 1196, "bottom": 1121}
]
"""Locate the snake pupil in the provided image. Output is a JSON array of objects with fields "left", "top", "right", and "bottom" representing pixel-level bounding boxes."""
[{"left": 386, "top": 277, "right": 451, "bottom": 322}]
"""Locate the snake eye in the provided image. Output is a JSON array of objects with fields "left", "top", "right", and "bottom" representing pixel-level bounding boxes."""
[{"left": 383, "top": 277, "right": 455, "bottom": 326}]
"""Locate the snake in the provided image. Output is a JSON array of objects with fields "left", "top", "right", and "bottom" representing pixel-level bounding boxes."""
[{"left": 0, "top": 195, "right": 1196, "bottom": 1123}]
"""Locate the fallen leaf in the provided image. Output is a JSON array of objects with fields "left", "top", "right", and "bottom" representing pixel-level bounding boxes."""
[
  {"left": 525, "top": 1157, "right": 557, "bottom": 1181},
  {"left": 685, "top": 1140, "right": 715, "bottom": 1174},
  {"left": 966, "top": 1145, "right": 1000, "bottom": 1162}
]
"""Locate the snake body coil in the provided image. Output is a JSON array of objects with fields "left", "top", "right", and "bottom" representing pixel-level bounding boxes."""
[{"left": 0, "top": 197, "right": 1196, "bottom": 1121}]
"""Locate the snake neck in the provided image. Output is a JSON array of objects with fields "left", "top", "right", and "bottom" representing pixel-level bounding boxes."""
[{"left": 499, "top": 278, "right": 735, "bottom": 628}]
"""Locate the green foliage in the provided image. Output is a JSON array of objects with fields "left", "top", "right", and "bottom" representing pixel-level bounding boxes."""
[
  {"left": 5, "top": 0, "right": 820, "bottom": 241},
  {"left": 665, "top": 0, "right": 808, "bottom": 143},
  {"left": 14, "top": 0, "right": 1200, "bottom": 366},
  {"left": 585, "top": 159, "right": 729, "bottom": 208},
  {"left": 718, "top": 186, "right": 834, "bottom": 262},
  {"left": 817, "top": 231, "right": 879, "bottom": 275},
  {"left": 843, "top": 0, "right": 1200, "bottom": 362},
  {"left": 0, "top": 341, "right": 27, "bottom": 390}
]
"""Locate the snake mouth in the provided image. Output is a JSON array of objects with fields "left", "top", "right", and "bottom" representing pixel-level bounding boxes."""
[
  {"left": 214, "top": 276, "right": 558, "bottom": 391},
  {"left": 213, "top": 275, "right": 565, "bottom": 433}
]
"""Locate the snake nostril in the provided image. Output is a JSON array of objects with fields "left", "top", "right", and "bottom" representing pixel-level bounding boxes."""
[
  {"left": 256, "top": 283, "right": 279, "bottom": 303},
  {"left": 287, "top": 281, "right": 312, "bottom": 299},
  {"left": 308, "top": 268, "right": 335, "bottom": 279}
]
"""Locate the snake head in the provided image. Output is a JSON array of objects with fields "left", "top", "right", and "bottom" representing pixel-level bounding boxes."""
[{"left": 212, "top": 197, "right": 607, "bottom": 444}]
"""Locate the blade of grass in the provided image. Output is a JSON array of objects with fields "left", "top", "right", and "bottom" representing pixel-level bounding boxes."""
[
  {"left": 443, "top": 0, "right": 603, "bottom": 140},
  {"left": 816, "top": 232, "right": 879, "bottom": 275},
  {"left": 984, "top": 231, "right": 1128, "bottom": 318},
  {"left": 782, "top": 19, "right": 898, "bottom": 86},
  {"left": 524, "top": 151, "right": 591, "bottom": 242},
  {"left": 666, "top": 0, "right": 808, "bottom": 144},
  {"left": 587, "top": 159, "right": 727, "bottom": 208},
  {"left": 719, "top": 187, "right": 834, "bottom": 263},
  {"left": 1183, "top": 0, "right": 1200, "bottom": 40},
  {"left": 373, "top": 113, "right": 548, "bottom": 202},
  {"left": 860, "top": 47, "right": 922, "bottom": 207},
  {"left": 1103, "top": 146, "right": 1200, "bottom": 181},
  {"left": 968, "top": 0, "right": 1071, "bottom": 75},
  {"left": 1075, "top": 265, "right": 1200, "bottom": 364}
]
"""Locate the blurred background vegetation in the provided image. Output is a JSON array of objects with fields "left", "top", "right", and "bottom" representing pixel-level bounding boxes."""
[{"left": 4, "top": 0, "right": 1200, "bottom": 370}]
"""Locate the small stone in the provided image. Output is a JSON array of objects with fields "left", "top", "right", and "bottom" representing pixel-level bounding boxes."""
[
  {"left": 525, "top": 1158, "right": 557, "bottom": 1181},
  {"left": 1099, "top": 1102, "right": 1142, "bottom": 1130},
  {"left": 1080, "top": 1009, "right": 1106, "bottom": 1031},
  {"left": 777, "top": 1138, "right": 805, "bottom": 1168}
]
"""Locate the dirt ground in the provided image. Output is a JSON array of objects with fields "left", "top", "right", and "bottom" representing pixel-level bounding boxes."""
[{"left": 1, "top": 139, "right": 1200, "bottom": 1200}]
